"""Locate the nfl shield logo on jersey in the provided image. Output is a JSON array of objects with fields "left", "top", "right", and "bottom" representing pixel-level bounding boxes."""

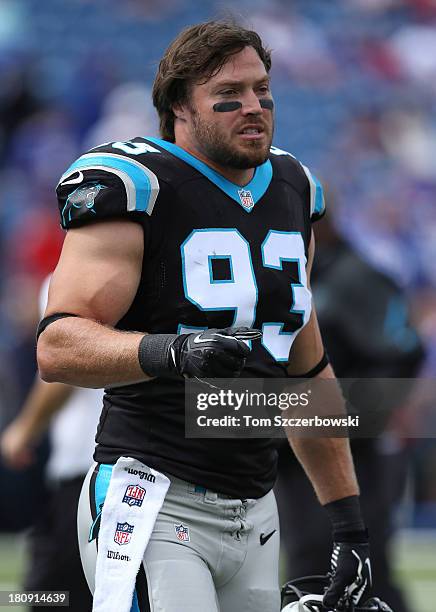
[
  {"left": 174, "top": 523, "right": 190, "bottom": 542},
  {"left": 114, "top": 522, "right": 135, "bottom": 546},
  {"left": 238, "top": 189, "right": 254, "bottom": 211},
  {"left": 123, "top": 484, "right": 146, "bottom": 507}
]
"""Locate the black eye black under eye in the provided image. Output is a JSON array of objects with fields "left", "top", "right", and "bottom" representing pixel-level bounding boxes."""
[
  {"left": 259, "top": 99, "right": 274, "bottom": 110},
  {"left": 213, "top": 101, "right": 242, "bottom": 112},
  {"left": 212, "top": 99, "right": 274, "bottom": 113}
]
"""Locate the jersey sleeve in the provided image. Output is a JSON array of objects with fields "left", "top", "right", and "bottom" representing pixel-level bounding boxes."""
[
  {"left": 269, "top": 145, "right": 326, "bottom": 222},
  {"left": 56, "top": 149, "right": 160, "bottom": 229},
  {"left": 299, "top": 163, "right": 326, "bottom": 222}
]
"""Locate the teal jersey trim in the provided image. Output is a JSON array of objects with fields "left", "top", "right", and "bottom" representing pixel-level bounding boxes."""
[
  {"left": 312, "top": 173, "right": 325, "bottom": 217},
  {"left": 299, "top": 162, "right": 325, "bottom": 219},
  {"left": 146, "top": 137, "right": 272, "bottom": 211},
  {"left": 63, "top": 153, "right": 160, "bottom": 214},
  {"left": 130, "top": 590, "right": 140, "bottom": 612},
  {"left": 94, "top": 463, "right": 113, "bottom": 512},
  {"left": 88, "top": 464, "right": 113, "bottom": 543}
]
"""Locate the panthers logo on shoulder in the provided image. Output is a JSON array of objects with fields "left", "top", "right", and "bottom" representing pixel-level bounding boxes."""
[{"left": 61, "top": 182, "right": 106, "bottom": 225}]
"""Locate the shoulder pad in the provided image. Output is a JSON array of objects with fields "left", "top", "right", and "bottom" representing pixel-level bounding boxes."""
[
  {"left": 299, "top": 163, "right": 326, "bottom": 222},
  {"left": 56, "top": 139, "right": 161, "bottom": 229},
  {"left": 270, "top": 145, "right": 326, "bottom": 222}
]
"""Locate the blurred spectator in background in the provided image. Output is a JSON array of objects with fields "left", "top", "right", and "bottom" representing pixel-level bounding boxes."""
[
  {"left": 83, "top": 82, "right": 157, "bottom": 150},
  {"left": 1, "top": 275, "right": 102, "bottom": 611},
  {"left": 275, "top": 195, "right": 425, "bottom": 612},
  {"left": 0, "top": 58, "right": 41, "bottom": 164}
]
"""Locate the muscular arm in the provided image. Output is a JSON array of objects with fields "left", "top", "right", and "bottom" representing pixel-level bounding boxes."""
[
  {"left": 37, "top": 220, "right": 149, "bottom": 388},
  {"left": 285, "top": 231, "right": 359, "bottom": 504}
]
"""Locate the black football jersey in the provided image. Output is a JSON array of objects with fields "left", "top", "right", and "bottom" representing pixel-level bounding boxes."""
[{"left": 56, "top": 137, "right": 325, "bottom": 498}]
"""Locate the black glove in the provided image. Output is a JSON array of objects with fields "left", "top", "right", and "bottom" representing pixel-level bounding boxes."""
[
  {"left": 169, "top": 327, "right": 262, "bottom": 379},
  {"left": 323, "top": 535, "right": 372, "bottom": 611}
]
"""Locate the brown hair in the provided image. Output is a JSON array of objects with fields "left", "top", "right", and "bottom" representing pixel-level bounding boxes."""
[{"left": 152, "top": 20, "right": 272, "bottom": 142}]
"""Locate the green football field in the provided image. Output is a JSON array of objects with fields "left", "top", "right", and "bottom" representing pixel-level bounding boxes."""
[
  {"left": 391, "top": 530, "right": 436, "bottom": 612},
  {"left": 0, "top": 529, "right": 434, "bottom": 611}
]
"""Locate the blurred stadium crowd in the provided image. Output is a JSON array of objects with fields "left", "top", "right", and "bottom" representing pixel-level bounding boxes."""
[{"left": 0, "top": 0, "right": 436, "bottom": 528}]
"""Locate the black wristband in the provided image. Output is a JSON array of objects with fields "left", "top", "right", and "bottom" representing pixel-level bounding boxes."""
[
  {"left": 138, "top": 333, "right": 178, "bottom": 377},
  {"left": 323, "top": 495, "right": 366, "bottom": 536},
  {"left": 332, "top": 528, "right": 369, "bottom": 543}
]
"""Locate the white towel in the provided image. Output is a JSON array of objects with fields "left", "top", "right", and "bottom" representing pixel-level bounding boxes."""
[{"left": 93, "top": 456, "right": 170, "bottom": 612}]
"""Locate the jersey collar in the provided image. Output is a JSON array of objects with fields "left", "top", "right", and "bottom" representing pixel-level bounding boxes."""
[{"left": 146, "top": 137, "right": 272, "bottom": 213}]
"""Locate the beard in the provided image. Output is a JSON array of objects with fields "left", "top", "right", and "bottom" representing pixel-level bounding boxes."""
[{"left": 190, "top": 109, "right": 273, "bottom": 170}]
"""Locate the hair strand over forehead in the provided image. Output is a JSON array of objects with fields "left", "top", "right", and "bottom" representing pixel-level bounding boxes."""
[{"left": 152, "top": 20, "right": 271, "bottom": 142}]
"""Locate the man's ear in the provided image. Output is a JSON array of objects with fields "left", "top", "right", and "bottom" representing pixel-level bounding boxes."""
[{"left": 172, "top": 102, "right": 188, "bottom": 121}]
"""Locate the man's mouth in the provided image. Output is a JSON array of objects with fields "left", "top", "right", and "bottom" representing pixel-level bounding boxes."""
[
  {"left": 238, "top": 125, "right": 264, "bottom": 135},
  {"left": 238, "top": 125, "right": 266, "bottom": 140}
]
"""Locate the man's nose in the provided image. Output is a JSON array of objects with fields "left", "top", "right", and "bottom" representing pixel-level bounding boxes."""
[{"left": 240, "top": 92, "right": 263, "bottom": 115}]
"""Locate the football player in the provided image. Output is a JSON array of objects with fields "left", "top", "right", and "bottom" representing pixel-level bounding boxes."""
[
  {"left": 37, "top": 20, "right": 371, "bottom": 612},
  {"left": 1, "top": 274, "right": 101, "bottom": 611}
]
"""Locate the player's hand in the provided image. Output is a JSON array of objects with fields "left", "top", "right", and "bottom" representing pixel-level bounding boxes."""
[
  {"left": 323, "top": 539, "right": 372, "bottom": 611},
  {"left": 0, "top": 420, "right": 35, "bottom": 470},
  {"left": 169, "top": 327, "right": 262, "bottom": 379}
]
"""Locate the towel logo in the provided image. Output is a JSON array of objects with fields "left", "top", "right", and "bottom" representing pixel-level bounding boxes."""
[
  {"left": 174, "top": 523, "right": 190, "bottom": 542},
  {"left": 107, "top": 549, "right": 131, "bottom": 562},
  {"left": 238, "top": 189, "right": 254, "bottom": 210},
  {"left": 114, "top": 522, "right": 135, "bottom": 546},
  {"left": 125, "top": 467, "right": 156, "bottom": 483},
  {"left": 123, "top": 485, "right": 146, "bottom": 507}
]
